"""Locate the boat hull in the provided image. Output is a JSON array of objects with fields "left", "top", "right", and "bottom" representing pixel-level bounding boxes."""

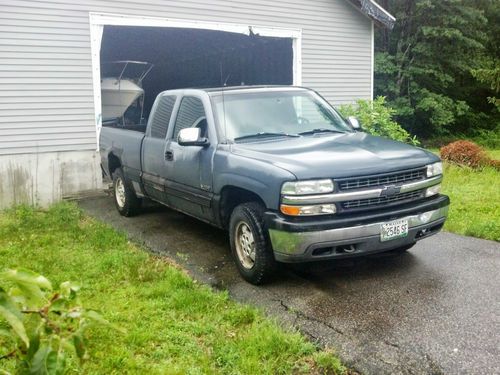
[{"left": 101, "top": 78, "right": 144, "bottom": 120}]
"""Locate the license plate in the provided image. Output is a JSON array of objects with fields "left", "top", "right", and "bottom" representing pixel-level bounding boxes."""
[{"left": 381, "top": 219, "right": 408, "bottom": 242}]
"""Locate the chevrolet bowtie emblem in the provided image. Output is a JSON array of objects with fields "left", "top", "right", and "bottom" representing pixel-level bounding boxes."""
[{"left": 380, "top": 185, "right": 401, "bottom": 197}]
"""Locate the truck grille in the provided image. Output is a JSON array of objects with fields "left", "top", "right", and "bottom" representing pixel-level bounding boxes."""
[
  {"left": 342, "top": 190, "right": 425, "bottom": 210},
  {"left": 338, "top": 168, "right": 426, "bottom": 191}
]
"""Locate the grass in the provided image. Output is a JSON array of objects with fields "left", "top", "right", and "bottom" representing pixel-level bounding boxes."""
[
  {"left": 429, "top": 148, "right": 499, "bottom": 241},
  {"left": 0, "top": 203, "right": 346, "bottom": 374},
  {"left": 486, "top": 149, "right": 500, "bottom": 160},
  {"left": 441, "top": 163, "right": 499, "bottom": 241}
]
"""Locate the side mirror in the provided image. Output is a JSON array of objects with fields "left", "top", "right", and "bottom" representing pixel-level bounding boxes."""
[
  {"left": 177, "top": 128, "right": 209, "bottom": 147},
  {"left": 347, "top": 116, "right": 362, "bottom": 131}
]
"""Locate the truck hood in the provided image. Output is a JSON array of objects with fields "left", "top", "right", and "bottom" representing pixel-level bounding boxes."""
[{"left": 230, "top": 132, "right": 439, "bottom": 180}]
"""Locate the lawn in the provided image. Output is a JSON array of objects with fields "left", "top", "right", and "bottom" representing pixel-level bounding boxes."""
[
  {"left": 0, "top": 204, "right": 345, "bottom": 374},
  {"left": 434, "top": 148, "right": 500, "bottom": 241}
]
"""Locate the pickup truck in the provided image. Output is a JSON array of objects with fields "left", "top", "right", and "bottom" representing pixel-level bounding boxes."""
[{"left": 100, "top": 86, "right": 449, "bottom": 284}]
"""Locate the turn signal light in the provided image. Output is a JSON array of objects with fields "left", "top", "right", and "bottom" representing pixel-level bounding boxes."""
[{"left": 280, "top": 204, "right": 337, "bottom": 216}]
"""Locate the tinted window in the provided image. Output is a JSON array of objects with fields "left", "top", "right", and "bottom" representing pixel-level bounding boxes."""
[
  {"left": 150, "top": 95, "right": 176, "bottom": 139},
  {"left": 173, "top": 97, "right": 206, "bottom": 140}
]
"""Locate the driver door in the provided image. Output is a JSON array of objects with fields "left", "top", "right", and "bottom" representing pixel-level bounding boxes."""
[{"left": 164, "top": 95, "right": 214, "bottom": 220}]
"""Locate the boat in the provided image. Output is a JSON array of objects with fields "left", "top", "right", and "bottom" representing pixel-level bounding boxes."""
[{"left": 101, "top": 61, "right": 153, "bottom": 122}]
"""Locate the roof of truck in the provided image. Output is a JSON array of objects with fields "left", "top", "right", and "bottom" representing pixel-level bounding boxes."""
[{"left": 201, "top": 85, "right": 309, "bottom": 94}]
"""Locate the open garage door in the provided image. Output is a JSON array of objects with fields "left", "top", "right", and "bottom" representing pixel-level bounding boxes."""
[{"left": 89, "top": 14, "right": 301, "bottom": 135}]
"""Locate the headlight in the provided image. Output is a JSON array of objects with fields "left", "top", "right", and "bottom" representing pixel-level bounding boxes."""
[
  {"left": 425, "top": 184, "right": 441, "bottom": 197},
  {"left": 427, "top": 162, "right": 443, "bottom": 177},
  {"left": 280, "top": 204, "right": 337, "bottom": 216},
  {"left": 281, "top": 179, "right": 334, "bottom": 195}
]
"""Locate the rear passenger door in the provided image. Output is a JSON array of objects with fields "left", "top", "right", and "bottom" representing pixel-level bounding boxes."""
[{"left": 141, "top": 94, "right": 177, "bottom": 203}]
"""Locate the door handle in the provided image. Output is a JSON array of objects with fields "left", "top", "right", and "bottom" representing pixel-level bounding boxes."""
[{"left": 165, "top": 150, "right": 173, "bottom": 161}]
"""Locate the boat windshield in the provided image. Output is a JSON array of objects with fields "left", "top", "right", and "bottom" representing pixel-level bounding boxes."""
[{"left": 101, "top": 61, "right": 153, "bottom": 83}]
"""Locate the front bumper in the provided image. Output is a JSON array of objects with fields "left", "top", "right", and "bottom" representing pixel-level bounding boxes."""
[{"left": 266, "top": 195, "right": 449, "bottom": 263}]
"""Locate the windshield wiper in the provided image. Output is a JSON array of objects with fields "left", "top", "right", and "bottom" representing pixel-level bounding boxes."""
[
  {"left": 234, "top": 132, "right": 300, "bottom": 142},
  {"left": 298, "top": 128, "right": 345, "bottom": 136}
]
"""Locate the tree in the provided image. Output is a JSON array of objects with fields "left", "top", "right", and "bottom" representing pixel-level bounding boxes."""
[
  {"left": 471, "top": 0, "right": 500, "bottom": 112},
  {"left": 375, "top": 0, "right": 499, "bottom": 138}
]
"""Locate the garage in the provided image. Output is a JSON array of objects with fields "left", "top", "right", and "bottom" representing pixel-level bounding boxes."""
[
  {"left": 90, "top": 14, "right": 301, "bottom": 130},
  {"left": 0, "top": 0, "right": 395, "bottom": 208}
]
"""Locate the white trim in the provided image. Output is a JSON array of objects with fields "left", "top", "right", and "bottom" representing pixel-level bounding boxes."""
[
  {"left": 89, "top": 21, "right": 103, "bottom": 148},
  {"left": 88, "top": 12, "right": 302, "bottom": 148},
  {"left": 370, "top": 0, "right": 396, "bottom": 21},
  {"left": 89, "top": 13, "right": 302, "bottom": 38},
  {"left": 293, "top": 34, "right": 303, "bottom": 86},
  {"left": 370, "top": 21, "right": 374, "bottom": 100}
]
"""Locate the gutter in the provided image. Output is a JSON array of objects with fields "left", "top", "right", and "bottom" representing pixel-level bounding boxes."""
[{"left": 346, "top": 0, "right": 396, "bottom": 29}]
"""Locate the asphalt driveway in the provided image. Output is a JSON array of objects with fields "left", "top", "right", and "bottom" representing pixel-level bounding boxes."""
[{"left": 79, "top": 196, "right": 500, "bottom": 374}]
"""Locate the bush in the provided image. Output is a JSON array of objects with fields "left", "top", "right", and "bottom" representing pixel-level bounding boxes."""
[
  {"left": 337, "top": 96, "right": 419, "bottom": 145},
  {"left": 440, "top": 140, "right": 491, "bottom": 169},
  {"left": 471, "top": 127, "right": 500, "bottom": 149},
  {"left": 423, "top": 127, "right": 500, "bottom": 150},
  {"left": 489, "top": 158, "right": 500, "bottom": 169}
]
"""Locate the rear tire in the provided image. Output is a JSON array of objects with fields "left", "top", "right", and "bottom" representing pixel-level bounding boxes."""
[
  {"left": 112, "top": 168, "right": 141, "bottom": 217},
  {"left": 229, "top": 202, "right": 276, "bottom": 285}
]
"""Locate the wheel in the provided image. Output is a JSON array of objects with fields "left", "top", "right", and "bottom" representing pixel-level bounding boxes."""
[
  {"left": 112, "top": 168, "right": 141, "bottom": 217},
  {"left": 229, "top": 202, "right": 276, "bottom": 285}
]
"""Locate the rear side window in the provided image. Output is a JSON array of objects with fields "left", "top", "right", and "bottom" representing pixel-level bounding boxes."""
[
  {"left": 173, "top": 97, "right": 206, "bottom": 140},
  {"left": 150, "top": 95, "right": 176, "bottom": 139}
]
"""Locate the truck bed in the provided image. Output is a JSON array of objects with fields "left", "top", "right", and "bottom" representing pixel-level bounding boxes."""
[{"left": 100, "top": 126, "right": 145, "bottom": 177}]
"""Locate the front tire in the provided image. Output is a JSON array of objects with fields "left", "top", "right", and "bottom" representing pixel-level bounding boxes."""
[
  {"left": 112, "top": 168, "right": 141, "bottom": 217},
  {"left": 229, "top": 202, "right": 276, "bottom": 285}
]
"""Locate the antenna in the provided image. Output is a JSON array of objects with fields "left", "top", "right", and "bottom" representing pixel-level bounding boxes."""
[{"left": 220, "top": 61, "right": 228, "bottom": 143}]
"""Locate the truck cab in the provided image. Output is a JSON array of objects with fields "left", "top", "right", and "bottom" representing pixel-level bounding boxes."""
[{"left": 100, "top": 86, "right": 449, "bottom": 284}]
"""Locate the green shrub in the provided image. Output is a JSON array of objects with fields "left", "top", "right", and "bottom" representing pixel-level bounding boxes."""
[
  {"left": 423, "top": 126, "right": 500, "bottom": 150},
  {"left": 338, "top": 96, "right": 419, "bottom": 145},
  {"left": 471, "top": 127, "right": 500, "bottom": 149}
]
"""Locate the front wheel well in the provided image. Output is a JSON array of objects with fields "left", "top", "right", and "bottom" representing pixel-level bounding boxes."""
[{"left": 219, "top": 186, "right": 266, "bottom": 229}]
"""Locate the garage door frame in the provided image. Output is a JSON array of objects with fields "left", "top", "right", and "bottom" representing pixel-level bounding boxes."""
[{"left": 89, "top": 12, "right": 302, "bottom": 146}]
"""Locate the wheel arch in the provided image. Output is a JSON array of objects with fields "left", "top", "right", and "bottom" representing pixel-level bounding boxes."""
[
  {"left": 107, "top": 153, "right": 122, "bottom": 177},
  {"left": 219, "top": 185, "right": 266, "bottom": 229}
]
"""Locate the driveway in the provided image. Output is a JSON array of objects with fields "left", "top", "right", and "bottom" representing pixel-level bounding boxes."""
[{"left": 79, "top": 196, "right": 500, "bottom": 374}]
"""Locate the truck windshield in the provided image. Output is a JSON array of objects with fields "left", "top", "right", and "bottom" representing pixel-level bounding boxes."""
[{"left": 212, "top": 90, "right": 352, "bottom": 142}]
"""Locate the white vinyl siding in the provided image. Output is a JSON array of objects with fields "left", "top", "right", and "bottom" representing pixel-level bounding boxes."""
[{"left": 0, "top": 0, "right": 372, "bottom": 155}]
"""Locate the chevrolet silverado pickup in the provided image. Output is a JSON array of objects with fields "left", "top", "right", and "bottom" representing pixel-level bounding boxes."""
[{"left": 100, "top": 86, "right": 449, "bottom": 284}]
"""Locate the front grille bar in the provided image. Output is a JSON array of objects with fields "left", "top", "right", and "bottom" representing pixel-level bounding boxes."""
[
  {"left": 342, "top": 190, "right": 424, "bottom": 209},
  {"left": 337, "top": 168, "right": 426, "bottom": 191}
]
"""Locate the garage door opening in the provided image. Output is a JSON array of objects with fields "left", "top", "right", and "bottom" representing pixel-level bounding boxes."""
[{"left": 97, "top": 24, "right": 295, "bottom": 127}]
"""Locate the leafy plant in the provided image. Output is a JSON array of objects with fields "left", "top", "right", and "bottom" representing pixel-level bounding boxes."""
[
  {"left": 338, "top": 96, "right": 420, "bottom": 145},
  {"left": 0, "top": 269, "right": 114, "bottom": 374},
  {"left": 472, "top": 63, "right": 500, "bottom": 111}
]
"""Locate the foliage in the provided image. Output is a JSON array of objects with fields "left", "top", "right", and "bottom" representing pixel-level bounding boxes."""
[
  {"left": 472, "top": 63, "right": 500, "bottom": 111},
  {"left": 338, "top": 96, "right": 419, "bottom": 145},
  {"left": 0, "top": 203, "right": 347, "bottom": 374},
  {"left": 0, "top": 269, "right": 112, "bottom": 375},
  {"left": 440, "top": 140, "right": 490, "bottom": 168},
  {"left": 375, "top": 0, "right": 500, "bottom": 138},
  {"left": 421, "top": 125, "right": 500, "bottom": 149}
]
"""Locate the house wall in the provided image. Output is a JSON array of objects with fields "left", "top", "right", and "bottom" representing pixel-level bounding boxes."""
[
  {"left": 0, "top": 0, "right": 373, "bottom": 208},
  {"left": 0, "top": 150, "right": 101, "bottom": 208}
]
